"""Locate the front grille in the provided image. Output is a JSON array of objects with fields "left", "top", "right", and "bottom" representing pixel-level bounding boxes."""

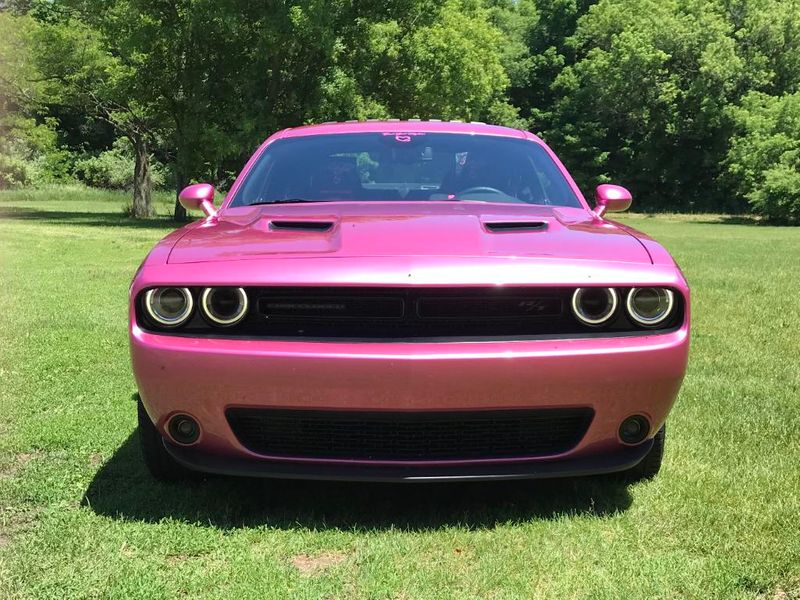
[
  {"left": 252, "top": 286, "right": 579, "bottom": 338},
  {"left": 226, "top": 407, "right": 594, "bottom": 461}
]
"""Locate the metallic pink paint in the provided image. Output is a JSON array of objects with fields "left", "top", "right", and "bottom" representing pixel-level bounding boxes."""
[
  {"left": 167, "top": 204, "right": 651, "bottom": 265},
  {"left": 178, "top": 183, "right": 218, "bottom": 218},
  {"left": 594, "top": 184, "right": 633, "bottom": 217},
  {"left": 130, "top": 120, "right": 690, "bottom": 478}
]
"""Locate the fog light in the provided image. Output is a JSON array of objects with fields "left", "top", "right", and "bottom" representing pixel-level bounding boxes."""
[
  {"left": 168, "top": 414, "right": 200, "bottom": 445},
  {"left": 619, "top": 415, "right": 650, "bottom": 444}
]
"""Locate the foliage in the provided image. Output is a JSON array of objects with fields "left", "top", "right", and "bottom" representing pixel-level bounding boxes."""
[
  {"left": 552, "top": 0, "right": 800, "bottom": 214},
  {"left": 0, "top": 12, "right": 70, "bottom": 188},
  {"left": 0, "top": 0, "right": 799, "bottom": 220},
  {"left": 0, "top": 155, "right": 31, "bottom": 188},
  {"left": 0, "top": 116, "right": 74, "bottom": 188},
  {"left": 543, "top": 0, "right": 747, "bottom": 211},
  {"left": 330, "top": 0, "right": 517, "bottom": 123},
  {"left": 726, "top": 91, "right": 800, "bottom": 222},
  {"left": 8, "top": 4, "right": 164, "bottom": 216},
  {"left": 74, "top": 145, "right": 134, "bottom": 190},
  {"left": 75, "top": 138, "right": 167, "bottom": 190}
]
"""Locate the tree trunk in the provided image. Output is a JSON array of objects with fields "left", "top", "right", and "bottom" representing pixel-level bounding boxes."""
[
  {"left": 173, "top": 146, "right": 189, "bottom": 222},
  {"left": 173, "top": 168, "right": 188, "bottom": 222},
  {"left": 131, "top": 135, "right": 155, "bottom": 219}
]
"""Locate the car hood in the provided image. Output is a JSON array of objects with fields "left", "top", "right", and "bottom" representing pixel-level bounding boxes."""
[{"left": 167, "top": 202, "right": 652, "bottom": 265}]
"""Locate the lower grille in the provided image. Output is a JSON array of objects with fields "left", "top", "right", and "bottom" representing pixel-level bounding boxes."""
[{"left": 225, "top": 408, "right": 594, "bottom": 461}]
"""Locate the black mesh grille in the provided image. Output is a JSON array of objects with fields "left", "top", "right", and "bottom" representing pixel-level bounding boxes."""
[
  {"left": 225, "top": 408, "right": 594, "bottom": 461},
  {"left": 250, "top": 287, "right": 574, "bottom": 338}
]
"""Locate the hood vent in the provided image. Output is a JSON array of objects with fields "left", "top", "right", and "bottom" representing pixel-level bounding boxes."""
[
  {"left": 484, "top": 221, "right": 548, "bottom": 233},
  {"left": 270, "top": 220, "right": 334, "bottom": 232}
]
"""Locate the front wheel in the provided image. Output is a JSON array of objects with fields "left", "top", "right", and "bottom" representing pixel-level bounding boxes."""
[
  {"left": 137, "top": 395, "right": 193, "bottom": 482},
  {"left": 621, "top": 425, "right": 665, "bottom": 482}
]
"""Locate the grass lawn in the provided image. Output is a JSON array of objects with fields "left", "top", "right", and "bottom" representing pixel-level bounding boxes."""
[{"left": 0, "top": 186, "right": 798, "bottom": 599}]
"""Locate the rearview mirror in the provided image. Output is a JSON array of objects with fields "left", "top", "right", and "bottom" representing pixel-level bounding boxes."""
[
  {"left": 179, "top": 183, "right": 218, "bottom": 218},
  {"left": 594, "top": 184, "right": 632, "bottom": 218}
]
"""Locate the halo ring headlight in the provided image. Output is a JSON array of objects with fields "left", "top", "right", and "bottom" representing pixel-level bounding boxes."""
[
  {"left": 626, "top": 287, "right": 675, "bottom": 326},
  {"left": 201, "top": 287, "right": 249, "bottom": 326},
  {"left": 571, "top": 287, "right": 618, "bottom": 326},
  {"left": 144, "top": 287, "right": 194, "bottom": 327}
]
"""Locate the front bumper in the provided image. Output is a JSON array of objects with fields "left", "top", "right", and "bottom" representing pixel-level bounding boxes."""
[{"left": 131, "top": 321, "right": 689, "bottom": 479}]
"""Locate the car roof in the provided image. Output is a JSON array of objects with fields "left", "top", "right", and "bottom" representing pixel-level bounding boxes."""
[{"left": 272, "top": 120, "right": 536, "bottom": 141}]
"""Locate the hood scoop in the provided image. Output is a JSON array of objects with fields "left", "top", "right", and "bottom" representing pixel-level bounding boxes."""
[
  {"left": 269, "top": 220, "right": 334, "bottom": 232},
  {"left": 484, "top": 221, "right": 548, "bottom": 233}
]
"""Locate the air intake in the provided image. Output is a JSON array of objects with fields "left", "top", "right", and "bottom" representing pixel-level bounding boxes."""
[
  {"left": 484, "top": 221, "right": 548, "bottom": 232},
  {"left": 226, "top": 407, "right": 594, "bottom": 460},
  {"left": 270, "top": 220, "right": 334, "bottom": 232}
]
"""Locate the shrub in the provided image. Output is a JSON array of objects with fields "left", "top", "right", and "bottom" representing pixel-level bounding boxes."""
[
  {"left": 0, "top": 116, "right": 74, "bottom": 187},
  {"left": 75, "top": 139, "right": 134, "bottom": 189},
  {"left": 0, "top": 154, "right": 33, "bottom": 189},
  {"left": 75, "top": 138, "right": 167, "bottom": 190},
  {"left": 29, "top": 147, "right": 75, "bottom": 185}
]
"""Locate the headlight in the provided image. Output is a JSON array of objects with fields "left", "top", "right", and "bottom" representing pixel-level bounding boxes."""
[
  {"left": 626, "top": 287, "right": 675, "bottom": 326},
  {"left": 144, "top": 287, "right": 194, "bottom": 327},
  {"left": 200, "top": 287, "right": 249, "bottom": 326},
  {"left": 571, "top": 287, "right": 618, "bottom": 326}
]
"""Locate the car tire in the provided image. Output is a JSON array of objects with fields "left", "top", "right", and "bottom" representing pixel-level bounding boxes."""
[
  {"left": 137, "top": 395, "right": 193, "bottom": 482},
  {"left": 621, "top": 425, "right": 665, "bottom": 483}
]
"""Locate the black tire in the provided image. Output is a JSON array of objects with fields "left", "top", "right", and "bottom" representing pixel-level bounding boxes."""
[
  {"left": 621, "top": 425, "right": 665, "bottom": 483},
  {"left": 137, "top": 395, "right": 193, "bottom": 482}
]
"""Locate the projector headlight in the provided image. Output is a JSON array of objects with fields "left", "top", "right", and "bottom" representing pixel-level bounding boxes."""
[
  {"left": 200, "top": 287, "right": 249, "bottom": 326},
  {"left": 571, "top": 287, "right": 618, "bottom": 326},
  {"left": 144, "top": 287, "right": 194, "bottom": 327},
  {"left": 626, "top": 287, "right": 675, "bottom": 326}
]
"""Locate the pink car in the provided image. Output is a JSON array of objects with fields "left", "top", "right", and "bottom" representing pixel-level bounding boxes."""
[{"left": 130, "top": 121, "right": 690, "bottom": 483}]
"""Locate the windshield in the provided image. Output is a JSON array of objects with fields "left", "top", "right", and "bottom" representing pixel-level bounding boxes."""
[{"left": 229, "top": 132, "right": 582, "bottom": 208}]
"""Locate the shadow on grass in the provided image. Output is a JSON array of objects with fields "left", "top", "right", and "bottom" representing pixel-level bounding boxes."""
[
  {"left": 686, "top": 215, "right": 765, "bottom": 226},
  {"left": 625, "top": 213, "right": 784, "bottom": 226},
  {"left": 0, "top": 206, "right": 181, "bottom": 230},
  {"left": 83, "top": 434, "right": 634, "bottom": 531},
  {"left": 649, "top": 213, "right": 792, "bottom": 226}
]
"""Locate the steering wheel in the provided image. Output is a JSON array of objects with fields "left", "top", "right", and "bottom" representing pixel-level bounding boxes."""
[{"left": 456, "top": 186, "right": 505, "bottom": 197}]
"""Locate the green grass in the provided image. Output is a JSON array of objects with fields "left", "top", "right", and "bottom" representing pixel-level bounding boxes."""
[{"left": 0, "top": 186, "right": 798, "bottom": 599}]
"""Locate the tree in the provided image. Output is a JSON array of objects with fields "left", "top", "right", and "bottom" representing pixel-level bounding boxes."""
[
  {"left": 307, "top": 0, "right": 519, "bottom": 129},
  {"left": 6, "top": 0, "right": 797, "bottom": 219},
  {"left": 55, "top": 0, "right": 517, "bottom": 218},
  {"left": 489, "top": 0, "right": 597, "bottom": 131},
  {"left": 727, "top": 0, "right": 800, "bottom": 97},
  {"left": 48, "top": 0, "right": 376, "bottom": 219},
  {"left": 726, "top": 91, "right": 800, "bottom": 222},
  {"left": 361, "top": 0, "right": 515, "bottom": 123},
  {"left": 540, "top": 0, "right": 749, "bottom": 210},
  {"left": 4, "top": 6, "right": 161, "bottom": 217}
]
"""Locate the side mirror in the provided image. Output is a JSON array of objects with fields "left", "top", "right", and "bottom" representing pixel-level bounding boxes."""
[
  {"left": 179, "top": 183, "right": 218, "bottom": 218},
  {"left": 594, "top": 184, "right": 632, "bottom": 218}
]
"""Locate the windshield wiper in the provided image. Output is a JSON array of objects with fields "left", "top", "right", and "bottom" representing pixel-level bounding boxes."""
[{"left": 248, "top": 198, "right": 326, "bottom": 206}]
